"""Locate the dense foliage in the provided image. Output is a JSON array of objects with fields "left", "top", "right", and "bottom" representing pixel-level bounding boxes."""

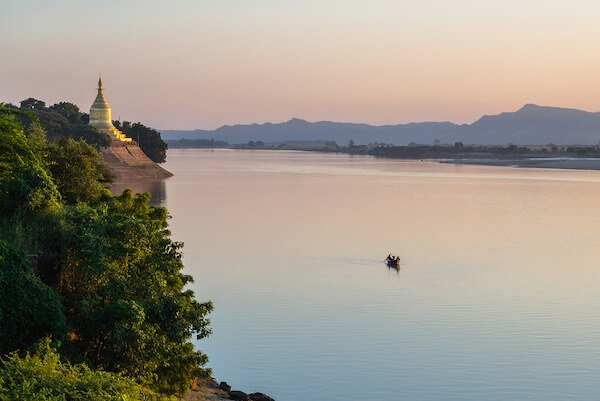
[
  {"left": 59, "top": 190, "right": 212, "bottom": 393},
  {"left": 0, "top": 104, "right": 211, "bottom": 398},
  {"left": 0, "top": 242, "right": 67, "bottom": 355},
  {"left": 0, "top": 106, "right": 61, "bottom": 252},
  {"left": 0, "top": 339, "right": 149, "bottom": 401},
  {"left": 114, "top": 121, "right": 168, "bottom": 163},
  {"left": 46, "top": 138, "right": 112, "bottom": 204},
  {"left": 13, "top": 100, "right": 110, "bottom": 147}
]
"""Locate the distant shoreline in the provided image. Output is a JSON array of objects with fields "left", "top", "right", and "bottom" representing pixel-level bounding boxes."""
[
  {"left": 166, "top": 142, "right": 600, "bottom": 172},
  {"left": 442, "top": 157, "right": 600, "bottom": 171}
]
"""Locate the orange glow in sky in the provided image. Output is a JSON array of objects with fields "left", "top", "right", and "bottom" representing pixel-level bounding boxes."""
[{"left": 2, "top": 0, "right": 600, "bottom": 129}]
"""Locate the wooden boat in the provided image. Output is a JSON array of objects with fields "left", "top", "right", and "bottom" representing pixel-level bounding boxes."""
[{"left": 386, "top": 258, "right": 400, "bottom": 268}]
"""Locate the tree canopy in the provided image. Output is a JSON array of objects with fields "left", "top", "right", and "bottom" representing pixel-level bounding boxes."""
[
  {"left": 48, "top": 102, "right": 82, "bottom": 124},
  {"left": 115, "top": 121, "right": 168, "bottom": 163},
  {"left": 0, "top": 104, "right": 211, "bottom": 397},
  {"left": 20, "top": 97, "right": 46, "bottom": 110},
  {"left": 59, "top": 190, "right": 212, "bottom": 393},
  {"left": 0, "top": 106, "right": 60, "bottom": 221},
  {"left": 7, "top": 100, "right": 110, "bottom": 147},
  {"left": 7, "top": 98, "right": 170, "bottom": 162},
  {"left": 46, "top": 138, "right": 111, "bottom": 204},
  {"left": 0, "top": 241, "right": 67, "bottom": 355}
]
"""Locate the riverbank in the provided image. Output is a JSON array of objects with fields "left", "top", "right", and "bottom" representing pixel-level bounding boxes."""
[
  {"left": 443, "top": 157, "right": 600, "bottom": 170},
  {"left": 102, "top": 142, "right": 173, "bottom": 180},
  {"left": 184, "top": 379, "right": 274, "bottom": 401},
  {"left": 184, "top": 379, "right": 229, "bottom": 401},
  {"left": 318, "top": 145, "right": 600, "bottom": 171}
]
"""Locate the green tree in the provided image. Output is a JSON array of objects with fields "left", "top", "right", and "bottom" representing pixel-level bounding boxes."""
[
  {"left": 0, "top": 106, "right": 62, "bottom": 253},
  {"left": 1, "top": 104, "right": 212, "bottom": 398},
  {"left": 48, "top": 102, "right": 81, "bottom": 124},
  {"left": 46, "top": 138, "right": 111, "bottom": 204},
  {"left": 20, "top": 97, "right": 46, "bottom": 110},
  {"left": 0, "top": 106, "right": 60, "bottom": 220},
  {"left": 45, "top": 103, "right": 110, "bottom": 147},
  {"left": 8, "top": 102, "right": 110, "bottom": 147},
  {"left": 117, "top": 121, "right": 168, "bottom": 163},
  {"left": 58, "top": 190, "right": 212, "bottom": 395},
  {"left": 0, "top": 241, "right": 67, "bottom": 355},
  {"left": 70, "top": 124, "right": 111, "bottom": 147}
]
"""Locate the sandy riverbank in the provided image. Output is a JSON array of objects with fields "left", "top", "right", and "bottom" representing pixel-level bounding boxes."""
[{"left": 443, "top": 157, "right": 600, "bottom": 170}]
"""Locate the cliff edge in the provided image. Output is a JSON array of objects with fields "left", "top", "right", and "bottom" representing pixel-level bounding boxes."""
[{"left": 102, "top": 142, "right": 173, "bottom": 180}]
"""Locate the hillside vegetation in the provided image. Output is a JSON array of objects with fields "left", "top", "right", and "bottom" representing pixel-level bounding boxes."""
[
  {"left": 0, "top": 104, "right": 211, "bottom": 400},
  {"left": 7, "top": 98, "right": 168, "bottom": 163}
]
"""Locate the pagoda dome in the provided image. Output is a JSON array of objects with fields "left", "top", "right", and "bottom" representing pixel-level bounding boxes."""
[{"left": 91, "top": 78, "right": 110, "bottom": 110}]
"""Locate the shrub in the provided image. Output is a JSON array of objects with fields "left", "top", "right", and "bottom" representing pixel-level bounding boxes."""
[
  {"left": 0, "top": 241, "right": 67, "bottom": 355},
  {"left": 0, "top": 338, "right": 150, "bottom": 401}
]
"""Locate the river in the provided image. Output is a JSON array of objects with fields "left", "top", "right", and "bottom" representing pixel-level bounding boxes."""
[{"left": 138, "top": 149, "right": 600, "bottom": 401}]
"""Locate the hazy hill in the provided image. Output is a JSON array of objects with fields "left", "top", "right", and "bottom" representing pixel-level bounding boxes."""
[
  {"left": 162, "top": 104, "right": 600, "bottom": 145},
  {"left": 464, "top": 104, "right": 600, "bottom": 145}
]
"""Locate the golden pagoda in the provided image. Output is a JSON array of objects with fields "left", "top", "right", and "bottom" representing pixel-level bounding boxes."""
[{"left": 89, "top": 77, "right": 132, "bottom": 142}]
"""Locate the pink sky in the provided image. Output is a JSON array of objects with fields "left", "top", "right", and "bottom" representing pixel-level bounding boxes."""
[{"left": 2, "top": 0, "right": 600, "bottom": 129}]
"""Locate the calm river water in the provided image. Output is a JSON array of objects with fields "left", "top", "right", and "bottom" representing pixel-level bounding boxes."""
[{"left": 150, "top": 149, "right": 600, "bottom": 401}]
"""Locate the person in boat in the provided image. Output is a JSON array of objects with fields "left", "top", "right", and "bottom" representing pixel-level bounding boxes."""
[{"left": 386, "top": 255, "right": 400, "bottom": 263}]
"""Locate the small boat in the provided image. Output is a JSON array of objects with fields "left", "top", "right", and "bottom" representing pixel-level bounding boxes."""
[{"left": 386, "top": 258, "right": 400, "bottom": 268}]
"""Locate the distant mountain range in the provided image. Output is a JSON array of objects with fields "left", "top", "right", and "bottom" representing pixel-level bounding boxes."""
[{"left": 161, "top": 104, "right": 600, "bottom": 145}]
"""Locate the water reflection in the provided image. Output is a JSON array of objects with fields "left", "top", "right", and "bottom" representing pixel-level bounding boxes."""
[
  {"left": 385, "top": 255, "right": 401, "bottom": 273},
  {"left": 387, "top": 262, "right": 400, "bottom": 273},
  {"left": 108, "top": 179, "right": 167, "bottom": 206}
]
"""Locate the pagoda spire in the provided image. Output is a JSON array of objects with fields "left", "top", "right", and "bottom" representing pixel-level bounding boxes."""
[{"left": 98, "top": 75, "right": 103, "bottom": 90}]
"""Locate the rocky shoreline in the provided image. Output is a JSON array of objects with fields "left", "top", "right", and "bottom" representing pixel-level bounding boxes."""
[{"left": 184, "top": 379, "right": 274, "bottom": 401}]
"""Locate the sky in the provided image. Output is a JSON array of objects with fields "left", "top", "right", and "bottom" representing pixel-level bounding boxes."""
[{"left": 2, "top": 0, "right": 600, "bottom": 130}]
